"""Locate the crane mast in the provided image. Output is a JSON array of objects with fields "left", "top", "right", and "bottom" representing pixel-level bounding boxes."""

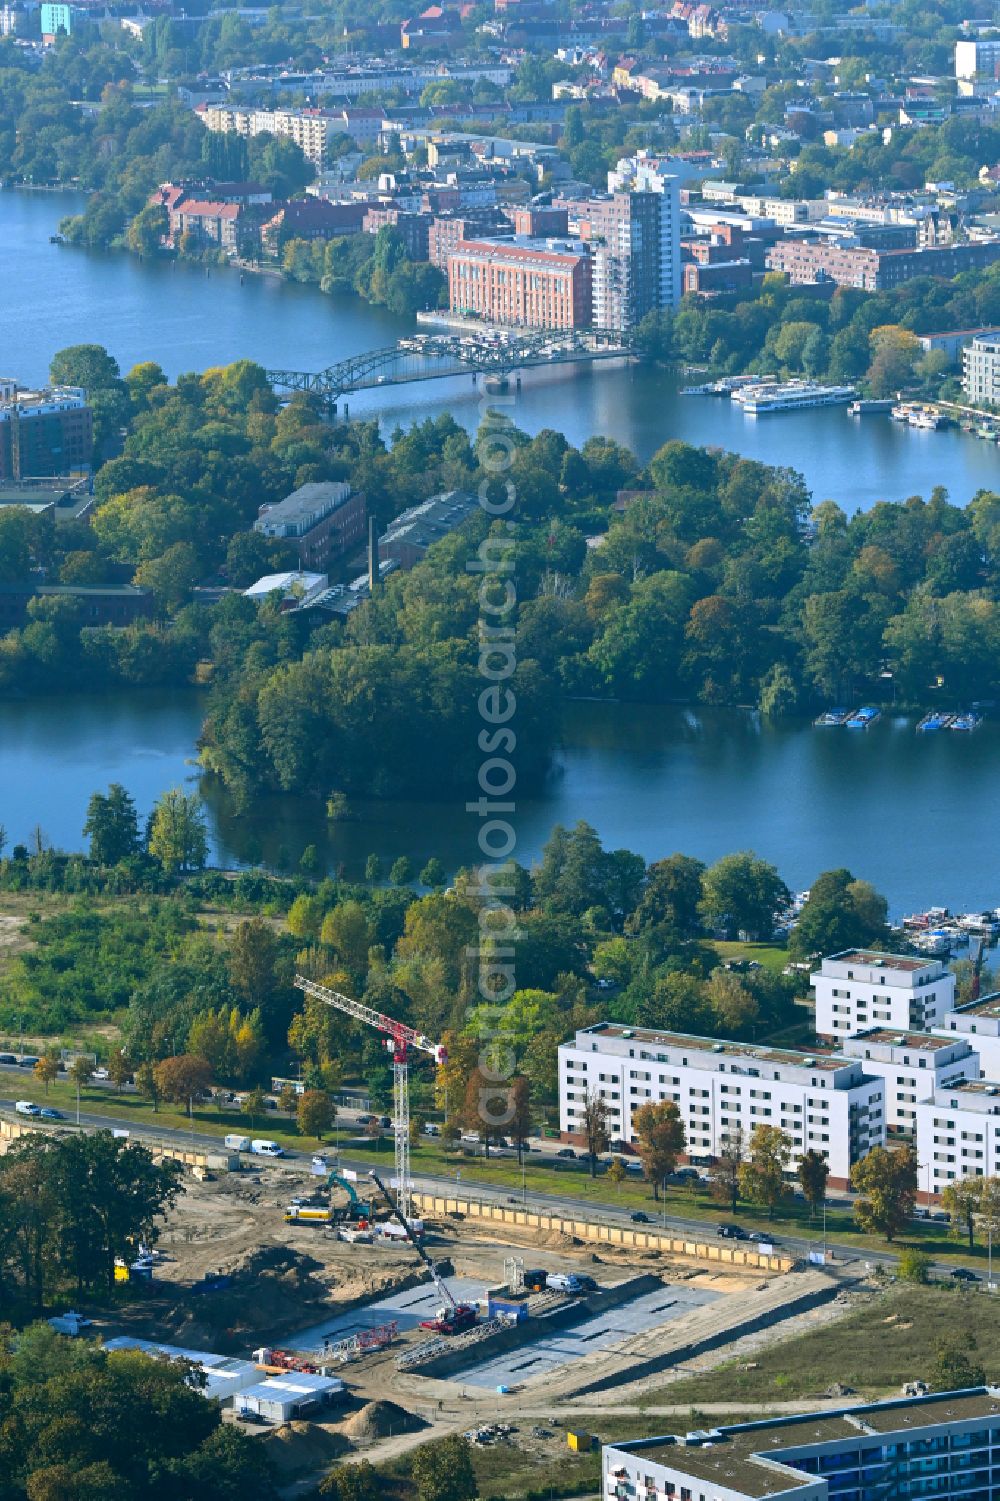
[{"left": 293, "top": 974, "right": 446, "bottom": 1222}]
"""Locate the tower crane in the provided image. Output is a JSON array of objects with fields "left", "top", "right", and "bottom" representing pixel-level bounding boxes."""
[{"left": 293, "top": 974, "right": 447, "bottom": 1222}]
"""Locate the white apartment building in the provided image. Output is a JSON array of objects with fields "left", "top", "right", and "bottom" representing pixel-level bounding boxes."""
[
  {"left": 200, "top": 105, "right": 367, "bottom": 169},
  {"left": 811, "top": 950, "right": 955, "bottom": 1039},
  {"left": 842, "top": 1030, "right": 978, "bottom": 1135},
  {"left": 915, "top": 1079, "right": 1000, "bottom": 1192},
  {"left": 956, "top": 37, "right": 1000, "bottom": 79},
  {"left": 935, "top": 993, "right": 1000, "bottom": 1081},
  {"left": 559, "top": 1024, "right": 884, "bottom": 1189},
  {"left": 604, "top": 1390, "right": 1000, "bottom": 1501},
  {"left": 963, "top": 333, "right": 1000, "bottom": 407}
]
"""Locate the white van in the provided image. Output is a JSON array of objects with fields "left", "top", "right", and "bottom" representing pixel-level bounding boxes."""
[
  {"left": 251, "top": 1139, "right": 284, "bottom": 1157},
  {"left": 14, "top": 1100, "right": 40, "bottom": 1117},
  {"left": 546, "top": 1272, "right": 582, "bottom": 1293},
  {"left": 225, "top": 1134, "right": 252, "bottom": 1152}
]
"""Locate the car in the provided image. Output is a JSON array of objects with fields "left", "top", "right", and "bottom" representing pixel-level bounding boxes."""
[
  {"left": 423, "top": 1122, "right": 441, "bottom": 1137},
  {"left": 14, "top": 1101, "right": 41, "bottom": 1117},
  {"left": 39, "top": 1107, "right": 63, "bottom": 1120},
  {"left": 573, "top": 1273, "right": 598, "bottom": 1291},
  {"left": 717, "top": 1224, "right": 748, "bottom": 1240},
  {"left": 547, "top": 1272, "right": 582, "bottom": 1292},
  {"left": 555, "top": 1147, "right": 576, "bottom": 1159},
  {"left": 0, "top": 1053, "right": 16, "bottom": 1064},
  {"left": 377, "top": 1115, "right": 391, "bottom": 1129},
  {"left": 18, "top": 1056, "right": 39, "bottom": 1068},
  {"left": 92, "top": 1067, "right": 109, "bottom": 1081},
  {"left": 748, "top": 1230, "right": 779, "bottom": 1245},
  {"left": 355, "top": 1114, "right": 373, "bottom": 1126},
  {"left": 630, "top": 1210, "right": 650, "bottom": 1223},
  {"left": 671, "top": 1167, "right": 699, "bottom": 1182},
  {"left": 951, "top": 1267, "right": 979, "bottom": 1282}
]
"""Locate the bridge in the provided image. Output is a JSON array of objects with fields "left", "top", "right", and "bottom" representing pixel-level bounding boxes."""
[{"left": 266, "top": 326, "right": 635, "bottom": 403}]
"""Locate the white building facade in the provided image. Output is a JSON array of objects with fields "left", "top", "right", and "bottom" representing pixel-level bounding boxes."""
[
  {"left": 811, "top": 950, "right": 955, "bottom": 1039},
  {"left": 842, "top": 1030, "right": 979, "bottom": 1135},
  {"left": 559, "top": 1024, "right": 884, "bottom": 1189},
  {"left": 963, "top": 333, "right": 1000, "bottom": 407},
  {"left": 915, "top": 1080, "right": 1000, "bottom": 1193},
  {"left": 935, "top": 994, "right": 1000, "bottom": 1080}
]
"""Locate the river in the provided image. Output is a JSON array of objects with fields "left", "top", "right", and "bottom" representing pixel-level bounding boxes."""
[
  {"left": 4, "top": 189, "right": 1000, "bottom": 511},
  {"left": 1, "top": 690, "right": 999, "bottom": 916},
  {"left": 3, "top": 188, "right": 1000, "bottom": 912}
]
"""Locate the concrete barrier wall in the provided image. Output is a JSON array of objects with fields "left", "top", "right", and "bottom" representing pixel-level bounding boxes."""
[
  {"left": 411, "top": 1193, "right": 795, "bottom": 1274},
  {"left": 0, "top": 1115, "right": 238, "bottom": 1173}
]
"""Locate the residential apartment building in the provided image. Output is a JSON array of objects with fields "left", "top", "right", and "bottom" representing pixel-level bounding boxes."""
[
  {"left": 963, "top": 333, "right": 1000, "bottom": 406},
  {"left": 428, "top": 209, "right": 511, "bottom": 269},
  {"left": 0, "top": 380, "right": 93, "bottom": 481},
  {"left": 811, "top": 950, "right": 956, "bottom": 1039},
  {"left": 915, "top": 1080, "right": 1000, "bottom": 1191},
  {"left": 558, "top": 1024, "right": 884, "bottom": 1189},
  {"left": 261, "top": 198, "right": 367, "bottom": 255},
  {"left": 604, "top": 1388, "right": 1000, "bottom": 1501},
  {"left": 956, "top": 37, "right": 1000, "bottom": 79},
  {"left": 767, "top": 237, "right": 1000, "bottom": 290},
  {"left": 199, "top": 105, "right": 366, "bottom": 170},
  {"left": 253, "top": 482, "right": 366, "bottom": 571},
  {"left": 935, "top": 994, "right": 1000, "bottom": 1080},
  {"left": 842, "top": 1030, "right": 978, "bottom": 1135},
  {"left": 447, "top": 237, "right": 592, "bottom": 328}
]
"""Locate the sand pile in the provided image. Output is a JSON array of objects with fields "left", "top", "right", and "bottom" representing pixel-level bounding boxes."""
[{"left": 343, "top": 1400, "right": 426, "bottom": 1441}]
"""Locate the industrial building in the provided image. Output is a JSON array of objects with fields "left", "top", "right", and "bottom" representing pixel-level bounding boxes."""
[
  {"left": 244, "top": 571, "right": 330, "bottom": 610},
  {"left": 236, "top": 1372, "right": 345, "bottom": 1423},
  {"left": 447, "top": 236, "right": 593, "bottom": 329},
  {"left": 604, "top": 1388, "right": 1000, "bottom": 1501},
  {"left": 378, "top": 489, "right": 478, "bottom": 569},
  {"left": 935, "top": 994, "right": 1000, "bottom": 1080},
  {"left": 0, "top": 379, "right": 93, "bottom": 481},
  {"left": 558, "top": 1024, "right": 885, "bottom": 1189},
  {"left": 254, "top": 482, "right": 366, "bottom": 571},
  {"left": 811, "top": 950, "right": 956, "bottom": 1040},
  {"left": 102, "top": 1338, "right": 261, "bottom": 1402}
]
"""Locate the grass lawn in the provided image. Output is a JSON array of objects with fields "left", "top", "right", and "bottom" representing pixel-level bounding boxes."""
[
  {"left": 710, "top": 941, "right": 792, "bottom": 974},
  {"left": 639, "top": 1284, "right": 1000, "bottom": 1407}
]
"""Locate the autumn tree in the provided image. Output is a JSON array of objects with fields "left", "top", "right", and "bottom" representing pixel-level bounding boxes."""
[
  {"left": 738, "top": 1125, "right": 792, "bottom": 1219},
  {"left": 797, "top": 1149, "right": 830, "bottom": 1218},
  {"left": 153, "top": 1054, "right": 212, "bottom": 1111},
  {"left": 942, "top": 1176, "right": 986, "bottom": 1253},
  {"left": 297, "top": 1089, "right": 335, "bottom": 1141},
  {"left": 509, "top": 1074, "right": 533, "bottom": 1164},
  {"left": 850, "top": 1144, "right": 917, "bottom": 1242},
  {"left": 242, "top": 1086, "right": 268, "bottom": 1131},
  {"left": 580, "top": 1090, "right": 610, "bottom": 1178},
  {"left": 33, "top": 1054, "right": 60, "bottom": 1094},
  {"left": 147, "top": 788, "right": 208, "bottom": 873},
  {"left": 631, "top": 1100, "right": 686, "bottom": 1199},
  {"left": 711, "top": 1126, "right": 745, "bottom": 1216}
]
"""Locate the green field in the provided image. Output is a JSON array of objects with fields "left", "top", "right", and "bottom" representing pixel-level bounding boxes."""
[{"left": 639, "top": 1285, "right": 1000, "bottom": 1407}]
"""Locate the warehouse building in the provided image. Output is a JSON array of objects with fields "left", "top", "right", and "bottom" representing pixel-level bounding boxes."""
[
  {"left": 254, "top": 482, "right": 366, "bottom": 571},
  {"left": 604, "top": 1388, "right": 1000, "bottom": 1501},
  {"left": 236, "top": 1372, "right": 345, "bottom": 1423}
]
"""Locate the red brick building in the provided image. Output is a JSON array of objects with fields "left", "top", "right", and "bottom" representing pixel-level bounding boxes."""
[
  {"left": 254, "top": 482, "right": 367, "bottom": 570},
  {"left": 447, "top": 238, "right": 592, "bottom": 328}
]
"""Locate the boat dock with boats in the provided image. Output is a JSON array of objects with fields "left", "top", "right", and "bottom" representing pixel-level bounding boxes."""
[
  {"left": 845, "top": 705, "right": 881, "bottom": 729},
  {"left": 733, "top": 380, "right": 857, "bottom": 415}
]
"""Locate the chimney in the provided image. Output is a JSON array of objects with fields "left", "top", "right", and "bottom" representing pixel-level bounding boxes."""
[{"left": 368, "top": 514, "right": 378, "bottom": 593}]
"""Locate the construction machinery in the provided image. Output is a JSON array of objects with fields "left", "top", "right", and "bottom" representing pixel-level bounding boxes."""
[
  {"left": 368, "top": 1169, "right": 478, "bottom": 1336},
  {"left": 285, "top": 1169, "right": 371, "bottom": 1228},
  {"left": 293, "top": 974, "right": 447, "bottom": 1221}
]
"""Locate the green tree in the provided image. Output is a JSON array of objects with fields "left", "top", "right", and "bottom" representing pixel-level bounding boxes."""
[
  {"left": 711, "top": 1127, "right": 744, "bottom": 1216},
  {"left": 297, "top": 1088, "right": 335, "bottom": 1141},
  {"left": 898, "top": 1248, "right": 932, "bottom": 1284},
  {"left": 83, "top": 783, "right": 140, "bottom": 865},
  {"left": 941, "top": 1176, "right": 984, "bottom": 1253},
  {"left": 242, "top": 1086, "right": 268, "bottom": 1131},
  {"left": 419, "top": 857, "right": 446, "bottom": 888},
  {"left": 389, "top": 855, "right": 413, "bottom": 885},
  {"left": 147, "top": 788, "right": 208, "bottom": 873},
  {"left": 700, "top": 852, "right": 788, "bottom": 940},
  {"left": 632, "top": 1100, "right": 686, "bottom": 1200},
  {"left": 411, "top": 1434, "right": 477, "bottom": 1501},
  {"left": 738, "top": 1124, "right": 792, "bottom": 1218},
  {"left": 320, "top": 1460, "right": 381, "bottom": 1499},
  {"left": 850, "top": 1144, "right": 918, "bottom": 1242},
  {"left": 797, "top": 1149, "right": 830, "bottom": 1219},
  {"left": 49, "top": 343, "right": 122, "bottom": 393},
  {"left": 932, "top": 1332, "right": 985, "bottom": 1391},
  {"left": 790, "top": 869, "right": 888, "bottom": 959}
]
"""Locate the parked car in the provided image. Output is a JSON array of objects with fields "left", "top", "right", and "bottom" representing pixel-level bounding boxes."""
[
  {"left": 39, "top": 1107, "right": 63, "bottom": 1120},
  {"left": 93, "top": 1067, "right": 109, "bottom": 1081},
  {"left": 547, "top": 1272, "right": 582, "bottom": 1293},
  {"left": 951, "top": 1267, "right": 979, "bottom": 1282},
  {"left": 355, "top": 1114, "right": 373, "bottom": 1126},
  {"left": 630, "top": 1210, "right": 650, "bottom": 1223},
  {"left": 377, "top": 1115, "right": 391, "bottom": 1129},
  {"left": 423, "top": 1122, "right": 441, "bottom": 1137},
  {"left": 748, "top": 1231, "right": 779, "bottom": 1245},
  {"left": 18, "top": 1056, "right": 39, "bottom": 1068},
  {"left": 717, "top": 1224, "right": 748, "bottom": 1240},
  {"left": 573, "top": 1273, "right": 598, "bottom": 1291},
  {"left": 555, "top": 1147, "right": 576, "bottom": 1159},
  {"left": 0, "top": 1053, "right": 16, "bottom": 1064}
]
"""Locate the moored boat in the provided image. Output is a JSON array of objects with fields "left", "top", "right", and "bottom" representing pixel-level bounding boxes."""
[
  {"left": 950, "top": 712, "right": 984, "bottom": 732},
  {"left": 814, "top": 707, "right": 851, "bottom": 726},
  {"left": 916, "top": 712, "right": 954, "bottom": 732},
  {"left": 845, "top": 705, "right": 881, "bottom": 729}
]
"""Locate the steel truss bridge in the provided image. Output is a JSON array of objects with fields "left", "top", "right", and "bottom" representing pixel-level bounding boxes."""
[{"left": 267, "top": 326, "right": 635, "bottom": 404}]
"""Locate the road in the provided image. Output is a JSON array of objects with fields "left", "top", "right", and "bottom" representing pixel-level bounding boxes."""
[{"left": 0, "top": 1095, "right": 927, "bottom": 1278}]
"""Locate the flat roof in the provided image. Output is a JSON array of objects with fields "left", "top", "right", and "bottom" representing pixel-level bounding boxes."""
[
  {"left": 848, "top": 1029, "right": 959, "bottom": 1051},
  {"left": 579, "top": 1024, "right": 849, "bottom": 1071},
  {"left": 825, "top": 949, "right": 937, "bottom": 972},
  {"left": 611, "top": 1390, "right": 1000, "bottom": 1496},
  {"left": 950, "top": 992, "right": 1000, "bottom": 1019}
]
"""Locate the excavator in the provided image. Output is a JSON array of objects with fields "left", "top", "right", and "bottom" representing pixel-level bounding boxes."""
[
  {"left": 367, "top": 1169, "right": 478, "bottom": 1335},
  {"left": 284, "top": 1169, "right": 372, "bottom": 1228}
]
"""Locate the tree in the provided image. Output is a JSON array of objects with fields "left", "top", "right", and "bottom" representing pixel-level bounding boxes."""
[
  {"left": 410, "top": 1434, "right": 477, "bottom": 1501},
  {"left": 738, "top": 1125, "right": 792, "bottom": 1219},
  {"left": 850, "top": 1144, "right": 918, "bottom": 1242},
  {"left": 278, "top": 1083, "right": 299, "bottom": 1114},
  {"left": 797, "top": 1149, "right": 830, "bottom": 1219},
  {"left": 320, "top": 1461, "right": 381, "bottom": 1499},
  {"left": 321, "top": 902, "right": 373, "bottom": 977},
  {"left": 390, "top": 855, "right": 413, "bottom": 884},
  {"left": 419, "top": 857, "right": 446, "bottom": 888},
  {"left": 932, "top": 1331, "right": 985, "bottom": 1391},
  {"left": 509, "top": 1074, "right": 533, "bottom": 1164},
  {"left": 106, "top": 1049, "right": 131, "bottom": 1093},
  {"left": 69, "top": 1054, "right": 94, "bottom": 1102},
  {"left": 297, "top": 1089, "right": 335, "bottom": 1141},
  {"left": 580, "top": 1090, "right": 610, "bottom": 1178},
  {"left": 606, "top": 1156, "right": 627, "bottom": 1194},
  {"left": 242, "top": 1086, "right": 268, "bottom": 1131},
  {"left": 898, "top": 1248, "right": 932, "bottom": 1284},
  {"left": 135, "top": 1060, "right": 158, "bottom": 1113},
  {"left": 33, "top": 1054, "right": 60, "bottom": 1094},
  {"left": 711, "top": 1127, "right": 745, "bottom": 1216},
  {"left": 153, "top": 1054, "right": 212, "bottom": 1112},
  {"left": 229, "top": 917, "right": 281, "bottom": 1016},
  {"left": 942, "top": 1177, "right": 984, "bottom": 1253},
  {"left": 83, "top": 783, "right": 140, "bottom": 865},
  {"left": 147, "top": 788, "right": 208, "bottom": 873},
  {"left": 790, "top": 869, "right": 888, "bottom": 959},
  {"left": 629, "top": 854, "right": 706, "bottom": 937},
  {"left": 50, "top": 343, "right": 121, "bottom": 393},
  {"left": 700, "top": 852, "right": 788, "bottom": 941},
  {"left": 631, "top": 1101, "right": 686, "bottom": 1200}
]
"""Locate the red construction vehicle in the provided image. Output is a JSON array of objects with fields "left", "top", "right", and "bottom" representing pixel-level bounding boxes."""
[{"left": 367, "top": 1169, "right": 478, "bottom": 1336}]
